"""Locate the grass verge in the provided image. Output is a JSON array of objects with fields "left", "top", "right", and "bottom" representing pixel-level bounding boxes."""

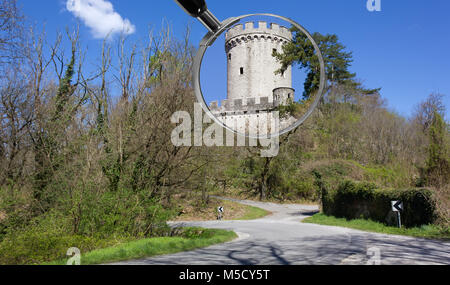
[
  {"left": 175, "top": 197, "right": 270, "bottom": 221},
  {"left": 303, "top": 213, "right": 450, "bottom": 240},
  {"left": 236, "top": 205, "right": 271, "bottom": 220},
  {"left": 44, "top": 228, "right": 237, "bottom": 265}
]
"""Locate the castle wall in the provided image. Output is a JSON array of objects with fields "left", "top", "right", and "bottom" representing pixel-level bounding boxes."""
[
  {"left": 214, "top": 110, "right": 296, "bottom": 137},
  {"left": 216, "top": 112, "right": 278, "bottom": 137}
]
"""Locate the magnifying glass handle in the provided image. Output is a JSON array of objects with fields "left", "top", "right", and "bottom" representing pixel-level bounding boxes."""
[{"left": 174, "top": 0, "right": 221, "bottom": 32}]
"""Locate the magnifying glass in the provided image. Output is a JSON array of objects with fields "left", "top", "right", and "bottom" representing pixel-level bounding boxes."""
[{"left": 175, "top": 0, "right": 326, "bottom": 139}]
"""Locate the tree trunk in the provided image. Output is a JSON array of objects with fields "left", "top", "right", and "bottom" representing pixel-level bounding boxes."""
[{"left": 260, "top": 182, "right": 267, "bottom": 201}]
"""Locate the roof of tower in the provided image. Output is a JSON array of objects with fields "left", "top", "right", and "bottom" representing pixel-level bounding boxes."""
[{"left": 225, "top": 21, "right": 293, "bottom": 42}]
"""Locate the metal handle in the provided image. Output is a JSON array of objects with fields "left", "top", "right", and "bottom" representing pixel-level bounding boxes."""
[{"left": 174, "top": 0, "right": 221, "bottom": 32}]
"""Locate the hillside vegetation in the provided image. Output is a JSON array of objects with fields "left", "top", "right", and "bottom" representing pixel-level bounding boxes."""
[{"left": 0, "top": 0, "right": 448, "bottom": 264}]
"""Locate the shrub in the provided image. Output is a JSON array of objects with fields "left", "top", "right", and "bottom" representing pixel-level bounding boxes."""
[
  {"left": 268, "top": 170, "right": 317, "bottom": 201},
  {"left": 0, "top": 217, "right": 129, "bottom": 265},
  {"left": 0, "top": 185, "right": 178, "bottom": 264}
]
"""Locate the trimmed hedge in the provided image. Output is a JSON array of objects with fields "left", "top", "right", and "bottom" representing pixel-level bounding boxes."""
[{"left": 322, "top": 180, "right": 437, "bottom": 228}]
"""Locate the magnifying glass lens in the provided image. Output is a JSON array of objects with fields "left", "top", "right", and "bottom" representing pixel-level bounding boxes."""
[{"left": 199, "top": 14, "right": 325, "bottom": 138}]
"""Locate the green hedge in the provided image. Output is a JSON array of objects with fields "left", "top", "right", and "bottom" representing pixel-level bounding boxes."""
[{"left": 322, "top": 180, "right": 437, "bottom": 228}]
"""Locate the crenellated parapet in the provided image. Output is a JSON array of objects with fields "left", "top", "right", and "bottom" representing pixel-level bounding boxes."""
[
  {"left": 209, "top": 86, "right": 295, "bottom": 116},
  {"left": 225, "top": 22, "right": 292, "bottom": 53},
  {"left": 226, "top": 22, "right": 292, "bottom": 41},
  {"left": 209, "top": 96, "right": 273, "bottom": 116}
]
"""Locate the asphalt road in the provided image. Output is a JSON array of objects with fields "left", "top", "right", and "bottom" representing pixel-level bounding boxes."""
[{"left": 114, "top": 197, "right": 450, "bottom": 265}]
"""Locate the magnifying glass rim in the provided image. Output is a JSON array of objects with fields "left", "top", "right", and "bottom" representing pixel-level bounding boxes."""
[{"left": 193, "top": 13, "right": 327, "bottom": 139}]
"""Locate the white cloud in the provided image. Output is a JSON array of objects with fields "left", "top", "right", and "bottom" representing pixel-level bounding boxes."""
[{"left": 66, "top": 0, "right": 136, "bottom": 39}]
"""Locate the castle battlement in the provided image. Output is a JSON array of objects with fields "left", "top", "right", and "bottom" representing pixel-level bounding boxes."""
[
  {"left": 209, "top": 85, "right": 294, "bottom": 116},
  {"left": 210, "top": 96, "right": 274, "bottom": 115},
  {"left": 225, "top": 21, "right": 292, "bottom": 43}
]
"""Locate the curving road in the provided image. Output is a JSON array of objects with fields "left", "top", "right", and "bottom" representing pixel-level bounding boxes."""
[{"left": 114, "top": 197, "right": 450, "bottom": 265}]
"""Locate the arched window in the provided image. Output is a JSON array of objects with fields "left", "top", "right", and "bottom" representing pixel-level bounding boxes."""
[
  {"left": 240, "top": 67, "right": 244, "bottom": 75},
  {"left": 228, "top": 53, "right": 232, "bottom": 61}
]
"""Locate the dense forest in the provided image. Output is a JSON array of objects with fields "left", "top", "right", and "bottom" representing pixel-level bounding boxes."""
[{"left": 0, "top": 0, "right": 448, "bottom": 264}]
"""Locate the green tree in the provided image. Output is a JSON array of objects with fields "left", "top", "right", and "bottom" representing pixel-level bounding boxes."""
[
  {"left": 274, "top": 28, "right": 379, "bottom": 99},
  {"left": 424, "top": 112, "right": 450, "bottom": 187}
]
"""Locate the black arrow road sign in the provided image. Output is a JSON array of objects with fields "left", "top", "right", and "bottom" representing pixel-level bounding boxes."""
[{"left": 391, "top": 201, "right": 403, "bottom": 212}]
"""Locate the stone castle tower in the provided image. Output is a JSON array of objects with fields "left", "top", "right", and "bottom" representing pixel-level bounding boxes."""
[{"left": 209, "top": 22, "right": 295, "bottom": 134}]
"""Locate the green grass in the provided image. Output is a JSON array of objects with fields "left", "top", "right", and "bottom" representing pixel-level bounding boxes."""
[
  {"left": 303, "top": 213, "right": 450, "bottom": 240},
  {"left": 237, "top": 205, "right": 271, "bottom": 220},
  {"left": 43, "top": 228, "right": 237, "bottom": 265}
]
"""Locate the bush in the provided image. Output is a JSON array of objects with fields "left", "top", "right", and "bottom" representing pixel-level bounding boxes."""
[
  {"left": 0, "top": 185, "right": 178, "bottom": 264},
  {"left": 268, "top": 170, "right": 317, "bottom": 201},
  {"left": 323, "top": 180, "right": 437, "bottom": 228},
  {"left": 0, "top": 221, "right": 129, "bottom": 265}
]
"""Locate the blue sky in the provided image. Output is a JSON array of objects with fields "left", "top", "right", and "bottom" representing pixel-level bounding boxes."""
[{"left": 19, "top": 0, "right": 450, "bottom": 118}]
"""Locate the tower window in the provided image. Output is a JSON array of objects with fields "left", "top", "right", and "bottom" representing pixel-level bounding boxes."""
[
  {"left": 228, "top": 53, "right": 231, "bottom": 60},
  {"left": 240, "top": 67, "right": 244, "bottom": 75},
  {"left": 273, "top": 48, "right": 277, "bottom": 54}
]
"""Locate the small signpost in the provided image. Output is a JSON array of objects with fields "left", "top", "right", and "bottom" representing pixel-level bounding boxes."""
[
  {"left": 217, "top": 206, "right": 224, "bottom": 220},
  {"left": 391, "top": 201, "right": 403, "bottom": 228}
]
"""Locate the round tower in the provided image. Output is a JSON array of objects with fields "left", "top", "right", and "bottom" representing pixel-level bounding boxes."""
[
  {"left": 225, "top": 21, "right": 293, "bottom": 104},
  {"left": 273, "top": 87, "right": 295, "bottom": 106}
]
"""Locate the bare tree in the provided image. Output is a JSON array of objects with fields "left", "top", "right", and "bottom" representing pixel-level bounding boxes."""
[
  {"left": 413, "top": 93, "right": 446, "bottom": 132},
  {"left": 0, "top": 0, "right": 23, "bottom": 70}
]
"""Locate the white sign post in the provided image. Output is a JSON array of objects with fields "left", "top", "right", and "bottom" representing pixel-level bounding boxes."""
[
  {"left": 391, "top": 201, "right": 403, "bottom": 228},
  {"left": 217, "top": 206, "right": 224, "bottom": 220}
]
